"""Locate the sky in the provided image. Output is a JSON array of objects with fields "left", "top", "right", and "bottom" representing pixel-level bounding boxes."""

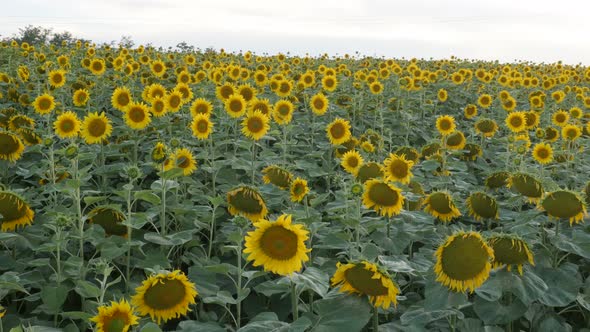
[{"left": 2, "top": 0, "right": 590, "bottom": 65}]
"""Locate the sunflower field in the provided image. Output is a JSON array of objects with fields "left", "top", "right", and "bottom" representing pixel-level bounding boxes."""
[{"left": 0, "top": 39, "right": 590, "bottom": 332}]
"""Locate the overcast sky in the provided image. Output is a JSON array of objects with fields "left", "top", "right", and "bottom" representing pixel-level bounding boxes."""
[{"left": 2, "top": 0, "right": 590, "bottom": 64}]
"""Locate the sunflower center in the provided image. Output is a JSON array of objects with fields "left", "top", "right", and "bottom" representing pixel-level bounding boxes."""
[
  {"left": 278, "top": 105, "right": 290, "bottom": 116},
  {"left": 143, "top": 278, "right": 186, "bottom": 310},
  {"left": 0, "top": 133, "right": 20, "bottom": 155},
  {"left": 92, "top": 62, "right": 103, "bottom": 71},
  {"left": 60, "top": 119, "right": 75, "bottom": 132},
  {"left": 293, "top": 183, "right": 305, "bottom": 195},
  {"left": 241, "top": 89, "right": 253, "bottom": 101},
  {"left": 197, "top": 120, "right": 208, "bottom": 133},
  {"left": 368, "top": 183, "right": 399, "bottom": 207},
  {"left": 346, "top": 156, "right": 359, "bottom": 168},
  {"left": 117, "top": 93, "right": 130, "bottom": 106},
  {"left": 441, "top": 235, "right": 489, "bottom": 281},
  {"left": 536, "top": 148, "right": 549, "bottom": 159},
  {"left": 39, "top": 98, "right": 51, "bottom": 110},
  {"left": 129, "top": 107, "right": 145, "bottom": 123},
  {"left": 372, "top": 84, "right": 381, "bottom": 93},
  {"left": 88, "top": 118, "right": 107, "bottom": 137},
  {"left": 169, "top": 96, "right": 181, "bottom": 108},
  {"left": 52, "top": 74, "right": 63, "bottom": 84},
  {"left": 259, "top": 225, "right": 298, "bottom": 260},
  {"left": 344, "top": 264, "right": 388, "bottom": 296},
  {"left": 247, "top": 117, "right": 264, "bottom": 133},
  {"left": 439, "top": 120, "right": 451, "bottom": 131},
  {"left": 153, "top": 64, "right": 163, "bottom": 73},
  {"left": 313, "top": 98, "right": 325, "bottom": 110},
  {"left": 565, "top": 129, "right": 577, "bottom": 139},
  {"left": 229, "top": 99, "right": 243, "bottom": 113},
  {"left": 176, "top": 156, "right": 190, "bottom": 168},
  {"left": 221, "top": 87, "right": 234, "bottom": 99},
  {"left": 428, "top": 193, "right": 453, "bottom": 214},
  {"left": 103, "top": 311, "right": 131, "bottom": 332},
  {"left": 229, "top": 190, "right": 264, "bottom": 214},
  {"left": 388, "top": 159, "right": 408, "bottom": 179},
  {"left": 330, "top": 123, "right": 346, "bottom": 139},
  {"left": 325, "top": 79, "right": 335, "bottom": 88},
  {"left": 510, "top": 116, "right": 523, "bottom": 127},
  {"left": 279, "top": 82, "right": 290, "bottom": 93},
  {"left": 196, "top": 103, "right": 208, "bottom": 114},
  {"left": 77, "top": 93, "right": 87, "bottom": 103},
  {"left": 555, "top": 114, "right": 566, "bottom": 123},
  {"left": 153, "top": 101, "right": 165, "bottom": 113}
]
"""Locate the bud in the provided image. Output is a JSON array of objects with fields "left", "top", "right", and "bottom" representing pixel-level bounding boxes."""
[
  {"left": 43, "top": 137, "right": 53, "bottom": 147},
  {"left": 170, "top": 138, "right": 180, "bottom": 148},
  {"left": 351, "top": 183, "right": 363, "bottom": 196},
  {"left": 151, "top": 142, "right": 167, "bottom": 163},
  {"left": 517, "top": 146, "right": 527, "bottom": 154},
  {"left": 233, "top": 215, "right": 249, "bottom": 228},
  {"left": 535, "top": 128, "right": 545, "bottom": 139},
  {"left": 514, "top": 158, "right": 521, "bottom": 165},
  {"left": 124, "top": 165, "right": 142, "bottom": 181},
  {"left": 65, "top": 145, "right": 78, "bottom": 158}
]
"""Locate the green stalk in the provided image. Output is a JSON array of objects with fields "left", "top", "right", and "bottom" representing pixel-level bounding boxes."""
[
  {"left": 372, "top": 307, "right": 379, "bottom": 331},
  {"left": 236, "top": 241, "right": 243, "bottom": 329},
  {"left": 291, "top": 281, "right": 299, "bottom": 322},
  {"left": 251, "top": 140, "right": 257, "bottom": 184}
]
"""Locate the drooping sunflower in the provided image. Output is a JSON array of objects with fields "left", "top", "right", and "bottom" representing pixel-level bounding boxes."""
[
  {"left": 111, "top": 87, "right": 133, "bottom": 111},
  {"left": 488, "top": 235, "right": 534, "bottom": 275},
  {"left": 356, "top": 162, "right": 384, "bottom": 183},
  {"left": 132, "top": 270, "right": 198, "bottom": 324},
  {"left": 423, "top": 191, "right": 461, "bottom": 222},
  {"left": 421, "top": 142, "right": 441, "bottom": 159},
  {"left": 434, "top": 231, "right": 494, "bottom": 293},
  {"left": 190, "top": 114, "right": 213, "bottom": 140},
  {"left": 539, "top": 190, "right": 587, "bottom": 225},
  {"left": 81, "top": 112, "right": 112, "bottom": 144},
  {"left": 0, "top": 132, "right": 25, "bottom": 162},
  {"left": 331, "top": 261, "right": 400, "bottom": 309},
  {"left": 466, "top": 192, "right": 499, "bottom": 221},
  {"left": 290, "top": 178, "right": 309, "bottom": 203},
  {"left": 561, "top": 124, "right": 582, "bottom": 141},
  {"left": 310, "top": 93, "right": 329, "bottom": 115},
  {"left": 445, "top": 131, "right": 466, "bottom": 150},
  {"left": 48, "top": 69, "right": 66, "bottom": 88},
  {"left": 262, "top": 165, "right": 293, "bottom": 189},
  {"left": 242, "top": 110, "right": 270, "bottom": 140},
  {"left": 464, "top": 104, "right": 478, "bottom": 119},
  {"left": 8, "top": 115, "right": 35, "bottom": 132},
  {"left": 532, "top": 142, "right": 553, "bottom": 164},
  {"left": 340, "top": 150, "right": 364, "bottom": 175},
  {"left": 227, "top": 186, "right": 268, "bottom": 221},
  {"left": 436, "top": 115, "right": 456, "bottom": 136},
  {"left": 507, "top": 173, "right": 544, "bottom": 203},
  {"left": 87, "top": 206, "right": 127, "bottom": 237},
  {"left": 552, "top": 110, "right": 569, "bottom": 127},
  {"left": 461, "top": 143, "right": 483, "bottom": 161},
  {"left": 90, "top": 299, "right": 139, "bottom": 332},
  {"left": 53, "top": 111, "right": 81, "bottom": 139},
  {"left": 362, "top": 179, "right": 404, "bottom": 217},
  {"left": 17, "top": 128, "right": 41, "bottom": 146},
  {"left": 224, "top": 94, "right": 247, "bottom": 118},
  {"left": 189, "top": 98, "right": 213, "bottom": 117},
  {"left": 474, "top": 118, "right": 498, "bottom": 138},
  {"left": 382, "top": 153, "right": 414, "bottom": 184},
  {"left": 73, "top": 88, "right": 90, "bottom": 107},
  {"left": 326, "top": 118, "right": 352, "bottom": 146},
  {"left": 505, "top": 111, "right": 527, "bottom": 133},
  {"left": 0, "top": 191, "right": 34, "bottom": 231},
  {"left": 243, "top": 214, "right": 310, "bottom": 275},
  {"left": 272, "top": 99, "right": 295, "bottom": 125},
  {"left": 165, "top": 91, "right": 184, "bottom": 113},
  {"left": 544, "top": 126, "right": 559, "bottom": 142},
  {"left": 164, "top": 148, "right": 197, "bottom": 176},
  {"left": 33, "top": 93, "right": 55, "bottom": 115}
]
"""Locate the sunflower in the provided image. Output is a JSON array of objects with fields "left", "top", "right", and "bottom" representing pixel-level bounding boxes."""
[
  {"left": 505, "top": 111, "right": 527, "bottom": 133},
  {"left": 243, "top": 214, "right": 310, "bottom": 275},
  {"left": 461, "top": 143, "right": 483, "bottom": 161},
  {"left": 545, "top": 126, "right": 559, "bottom": 142},
  {"left": 53, "top": 111, "right": 80, "bottom": 139},
  {"left": 89, "top": 58, "right": 106, "bottom": 75},
  {"left": 249, "top": 98, "right": 273, "bottom": 117},
  {"left": 382, "top": 153, "right": 413, "bottom": 184},
  {"left": 435, "top": 231, "right": 494, "bottom": 293},
  {"left": 223, "top": 94, "right": 247, "bottom": 118},
  {"left": 532, "top": 142, "right": 553, "bottom": 164},
  {"left": 501, "top": 97, "right": 517, "bottom": 112},
  {"left": 322, "top": 76, "right": 338, "bottom": 92},
  {"left": 369, "top": 81, "right": 384, "bottom": 95},
  {"left": 356, "top": 162, "right": 384, "bottom": 183},
  {"left": 124, "top": 102, "right": 151, "bottom": 130},
  {"left": 464, "top": 104, "right": 478, "bottom": 119},
  {"left": 561, "top": 124, "right": 582, "bottom": 141},
  {"left": 437, "top": 89, "right": 448, "bottom": 102},
  {"left": 331, "top": 261, "right": 399, "bottom": 309},
  {"left": 488, "top": 235, "right": 534, "bottom": 275},
  {"left": 466, "top": 192, "right": 498, "bottom": 221},
  {"left": 0, "top": 132, "right": 25, "bottom": 162},
  {"left": 310, "top": 93, "right": 329, "bottom": 115},
  {"left": 507, "top": 173, "right": 544, "bottom": 203},
  {"left": 189, "top": 98, "right": 213, "bottom": 117},
  {"left": 81, "top": 112, "right": 112, "bottom": 144},
  {"left": 238, "top": 84, "right": 256, "bottom": 102},
  {"left": 552, "top": 110, "right": 569, "bottom": 127},
  {"left": 190, "top": 114, "right": 213, "bottom": 140},
  {"left": 227, "top": 186, "right": 268, "bottom": 221},
  {"left": 272, "top": 100, "right": 294, "bottom": 125},
  {"left": 326, "top": 118, "right": 352, "bottom": 146},
  {"left": 445, "top": 131, "right": 466, "bottom": 150},
  {"left": 145, "top": 83, "right": 166, "bottom": 102},
  {"left": 570, "top": 107, "right": 583, "bottom": 119},
  {"left": 340, "top": 150, "right": 364, "bottom": 175},
  {"left": 17, "top": 128, "right": 41, "bottom": 146},
  {"left": 48, "top": 69, "right": 66, "bottom": 88},
  {"left": 150, "top": 60, "right": 166, "bottom": 78},
  {"left": 275, "top": 80, "right": 293, "bottom": 97},
  {"left": 166, "top": 91, "right": 184, "bottom": 113},
  {"left": 111, "top": 87, "right": 133, "bottom": 111},
  {"left": 164, "top": 148, "right": 197, "bottom": 176},
  {"left": 525, "top": 111, "right": 540, "bottom": 129},
  {"left": 0, "top": 191, "right": 34, "bottom": 231},
  {"left": 132, "top": 270, "right": 197, "bottom": 324},
  {"left": 436, "top": 115, "right": 456, "bottom": 136},
  {"left": 474, "top": 118, "right": 498, "bottom": 138},
  {"left": 150, "top": 97, "right": 167, "bottom": 117},
  {"left": 242, "top": 110, "right": 270, "bottom": 140},
  {"left": 477, "top": 94, "right": 493, "bottom": 108},
  {"left": 33, "top": 93, "right": 55, "bottom": 115},
  {"left": 90, "top": 299, "right": 139, "bottom": 332},
  {"left": 423, "top": 191, "right": 461, "bottom": 222},
  {"left": 73, "top": 89, "right": 90, "bottom": 107},
  {"left": 8, "top": 115, "right": 35, "bottom": 131},
  {"left": 87, "top": 207, "right": 128, "bottom": 237},
  {"left": 290, "top": 178, "right": 309, "bottom": 203},
  {"left": 362, "top": 179, "right": 404, "bottom": 217},
  {"left": 539, "top": 190, "right": 587, "bottom": 225},
  {"left": 262, "top": 165, "right": 293, "bottom": 189}
]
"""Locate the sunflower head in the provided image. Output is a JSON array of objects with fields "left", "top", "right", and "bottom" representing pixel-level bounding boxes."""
[
  {"left": 33, "top": 93, "right": 55, "bottom": 115},
  {"left": 331, "top": 261, "right": 400, "bottom": 309},
  {"left": 290, "top": 178, "right": 309, "bottom": 203},
  {"left": 111, "top": 86, "right": 132, "bottom": 111},
  {"left": 242, "top": 110, "right": 270, "bottom": 140},
  {"left": 435, "top": 231, "right": 494, "bottom": 293},
  {"left": 356, "top": 162, "right": 384, "bottom": 183},
  {"left": 0, "top": 191, "right": 34, "bottom": 231},
  {"left": 190, "top": 114, "right": 213, "bottom": 140},
  {"left": 362, "top": 179, "right": 404, "bottom": 217},
  {"left": 0, "top": 132, "right": 25, "bottom": 162},
  {"left": 436, "top": 115, "right": 456, "bottom": 136},
  {"left": 90, "top": 299, "right": 139, "bottom": 332},
  {"left": 17, "top": 128, "right": 41, "bottom": 146},
  {"left": 475, "top": 118, "right": 499, "bottom": 138},
  {"left": 461, "top": 143, "right": 483, "bottom": 161},
  {"left": 310, "top": 93, "right": 329, "bottom": 115},
  {"left": 227, "top": 186, "right": 268, "bottom": 222},
  {"left": 88, "top": 207, "right": 128, "bottom": 237},
  {"left": 124, "top": 102, "right": 151, "bottom": 130},
  {"left": 445, "top": 131, "right": 466, "bottom": 150},
  {"left": 466, "top": 192, "right": 499, "bottom": 221},
  {"left": 464, "top": 104, "right": 478, "bottom": 119},
  {"left": 131, "top": 270, "right": 198, "bottom": 324},
  {"left": 421, "top": 142, "right": 441, "bottom": 159},
  {"left": 189, "top": 98, "right": 213, "bottom": 117},
  {"left": 341, "top": 150, "right": 364, "bottom": 175},
  {"left": 272, "top": 99, "right": 294, "bottom": 125},
  {"left": 395, "top": 146, "right": 420, "bottom": 163},
  {"left": 81, "top": 112, "right": 112, "bottom": 144},
  {"left": 382, "top": 153, "right": 414, "bottom": 184},
  {"left": 507, "top": 173, "right": 544, "bottom": 203},
  {"left": 164, "top": 148, "right": 197, "bottom": 176},
  {"left": 151, "top": 142, "right": 167, "bottom": 164},
  {"left": 326, "top": 118, "right": 352, "bottom": 146},
  {"left": 243, "top": 214, "right": 310, "bottom": 275},
  {"left": 488, "top": 235, "right": 534, "bottom": 275},
  {"left": 262, "top": 165, "right": 293, "bottom": 189},
  {"left": 561, "top": 124, "right": 582, "bottom": 141},
  {"left": 539, "top": 190, "right": 587, "bottom": 225},
  {"left": 423, "top": 191, "right": 461, "bottom": 222},
  {"left": 225, "top": 94, "right": 247, "bottom": 118},
  {"left": 532, "top": 142, "right": 553, "bottom": 164}
]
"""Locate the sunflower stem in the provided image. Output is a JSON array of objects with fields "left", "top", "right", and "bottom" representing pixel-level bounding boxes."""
[
  {"left": 282, "top": 124, "right": 288, "bottom": 166},
  {"left": 160, "top": 163, "right": 168, "bottom": 236},
  {"left": 125, "top": 181, "right": 133, "bottom": 293},
  {"left": 207, "top": 204, "right": 217, "bottom": 259},
  {"left": 251, "top": 140, "right": 256, "bottom": 185},
  {"left": 372, "top": 306, "right": 379, "bottom": 331},
  {"left": 291, "top": 281, "right": 299, "bottom": 322},
  {"left": 236, "top": 240, "right": 243, "bottom": 329}
]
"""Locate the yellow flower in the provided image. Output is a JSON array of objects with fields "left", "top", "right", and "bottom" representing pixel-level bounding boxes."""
[
  {"left": 326, "top": 118, "right": 352, "bottom": 146},
  {"left": 150, "top": 60, "right": 166, "bottom": 78},
  {"left": 81, "top": 112, "right": 112, "bottom": 144},
  {"left": 53, "top": 111, "right": 81, "bottom": 139},
  {"left": 362, "top": 179, "right": 404, "bottom": 217},
  {"left": 33, "top": 93, "right": 55, "bottom": 115},
  {"left": 474, "top": 118, "right": 498, "bottom": 138},
  {"left": 242, "top": 110, "right": 270, "bottom": 140},
  {"left": 322, "top": 76, "right": 338, "bottom": 92},
  {"left": 436, "top": 115, "right": 456, "bottom": 136},
  {"left": 124, "top": 102, "right": 151, "bottom": 130},
  {"left": 227, "top": 186, "right": 268, "bottom": 221},
  {"left": 0, "top": 132, "right": 25, "bottom": 162},
  {"left": 189, "top": 98, "right": 213, "bottom": 117},
  {"left": 331, "top": 261, "right": 399, "bottom": 309},
  {"left": 225, "top": 94, "right": 247, "bottom": 118},
  {"left": 552, "top": 110, "right": 569, "bottom": 127},
  {"left": 243, "top": 214, "right": 310, "bottom": 275},
  {"left": 191, "top": 114, "right": 213, "bottom": 140},
  {"left": 423, "top": 191, "right": 461, "bottom": 222},
  {"left": 369, "top": 81, "right": 384, "bottom": 95},
  {"left": 90, "top": 299, "right": 139, "bottom": 332},
  {"left": 164, "top": 148, "right": 197, "bottom": 176},
  {"left": 272, "top": 100, "right": 294, "bottom": 125},
  {"left": 290, "top": 178, "right": 309, "bottom": 203},
  {"left": 532, "top": 142, "right": 553, "bottom": 164},
  {"left": 150, "top": 97, "right": 167, "bottom": 117},
  {"left": 437, "top": 88, "right": 448, "bottom": 102},
  {"left": 561, "top": 124, "right": 581, "bottom": 141},
  {"left": 0, "top": 191, "right": 34, "bottom": 231},
  {"left": 73, "top": 89, "right": 90, "bottom": 107},
  {"left": 262, "top": 165, "right": 293, "bottom": 189},
  {"left": 464, "top": 104, "right": 478, "bottom": 119},
  {"left": 89, "top": 58, "right": 106, "bottom": 75},
  {"left": 340, "top": 150, "right": 364, "bottom": 175},
  {"left": 488, "top": 235, "right": 534, "bottom": 275},
  {"left": 310, "top": 93, "right": 329, "bottom": 115},
  {"left": 539, "top": 190, "right": 587, "bottom": 225},
  {"left": 477, "top": 94, "right": 493, "bottom": 108},
  {"left": 48, "top": 69, "right": 66, "bottom": 88},
  {"left": 165, "top": 90, "right": 184, "bottom": 113},
  {"left": 112, "top": 87, "right": 133, "bottom": 111},
  {"left": 131, "top": 270, "right": 197, "bottom": 324},
  {"left": 505, "top": 111, "right": 527, "bottom": 133},
  {"left": 382, "top": 153, "right": 413, "bottom": 184},
  {"left": 444, "top": 131, "right": 466, "bottom": 150}
]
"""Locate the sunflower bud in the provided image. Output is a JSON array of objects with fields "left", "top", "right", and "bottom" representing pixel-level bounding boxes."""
[
  {"left": 170, "top": 138, "right": 180, "bottom": 148},
  {"left": 65, "top": 145, "right": 78, "bottom": 158},
  {"left": 125, "top": 165, "right": 142, "bottom": 181},
  {"left": 43, "top": 137, "right": 53, "bottom": 147},
  {"left": 351, "top": 183, "right": 363, "bottom": 196},
  {"left": 517, "top": 146, "right": 527, "bottom": 154},
  {"left": 151, "top": 143, "right": 167, "bottom": 163}
]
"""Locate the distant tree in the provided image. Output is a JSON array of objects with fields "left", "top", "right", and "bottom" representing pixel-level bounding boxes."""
[
  {"left": 49, "top": 31, "right": 74, "bottom": 45},
  {"left": 119, "top": 35, "right": 135, "bottom": 48},
  {"left": 176, "top": 41, "right": 194, "bottom": 53},
  {"left": 16, "top": 25, "right": 52, "bottom": 45}
]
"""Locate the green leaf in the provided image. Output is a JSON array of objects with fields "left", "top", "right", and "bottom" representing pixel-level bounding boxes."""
[
  {"left": 134, "top": 190, "right": 161, "bottom": 205},
  {"left": 41, "top": 285, "right": 69, "bottom": 313},
  {"left": 83, "top": 195, "right": 108, "bottom": 205},
  {"left": 74, "top": 280, "right": 101, "bottom": 298},
  {"left": 312, "top": 296, "right": 371, "bottom": 332},
  {"left": 176, "top": 321, "right": 226, "bottom": 332},
  {"left": 140, "top": 322, "right": 163, "bottom": 332},
  {"left": 291, "top": 267, "right": 330, "bottom": 298},
  {"left": 60, "top": 311, "right": 93, "bottom": 320},
  {"left": 537, "top": 263, "right": 582, "bottom": 307},
  {"left": 401, "top": 306, "right": 463, "bottom": 326},
  {"left": 473, "top": 295, "right": 527, "bottom": 324}
]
